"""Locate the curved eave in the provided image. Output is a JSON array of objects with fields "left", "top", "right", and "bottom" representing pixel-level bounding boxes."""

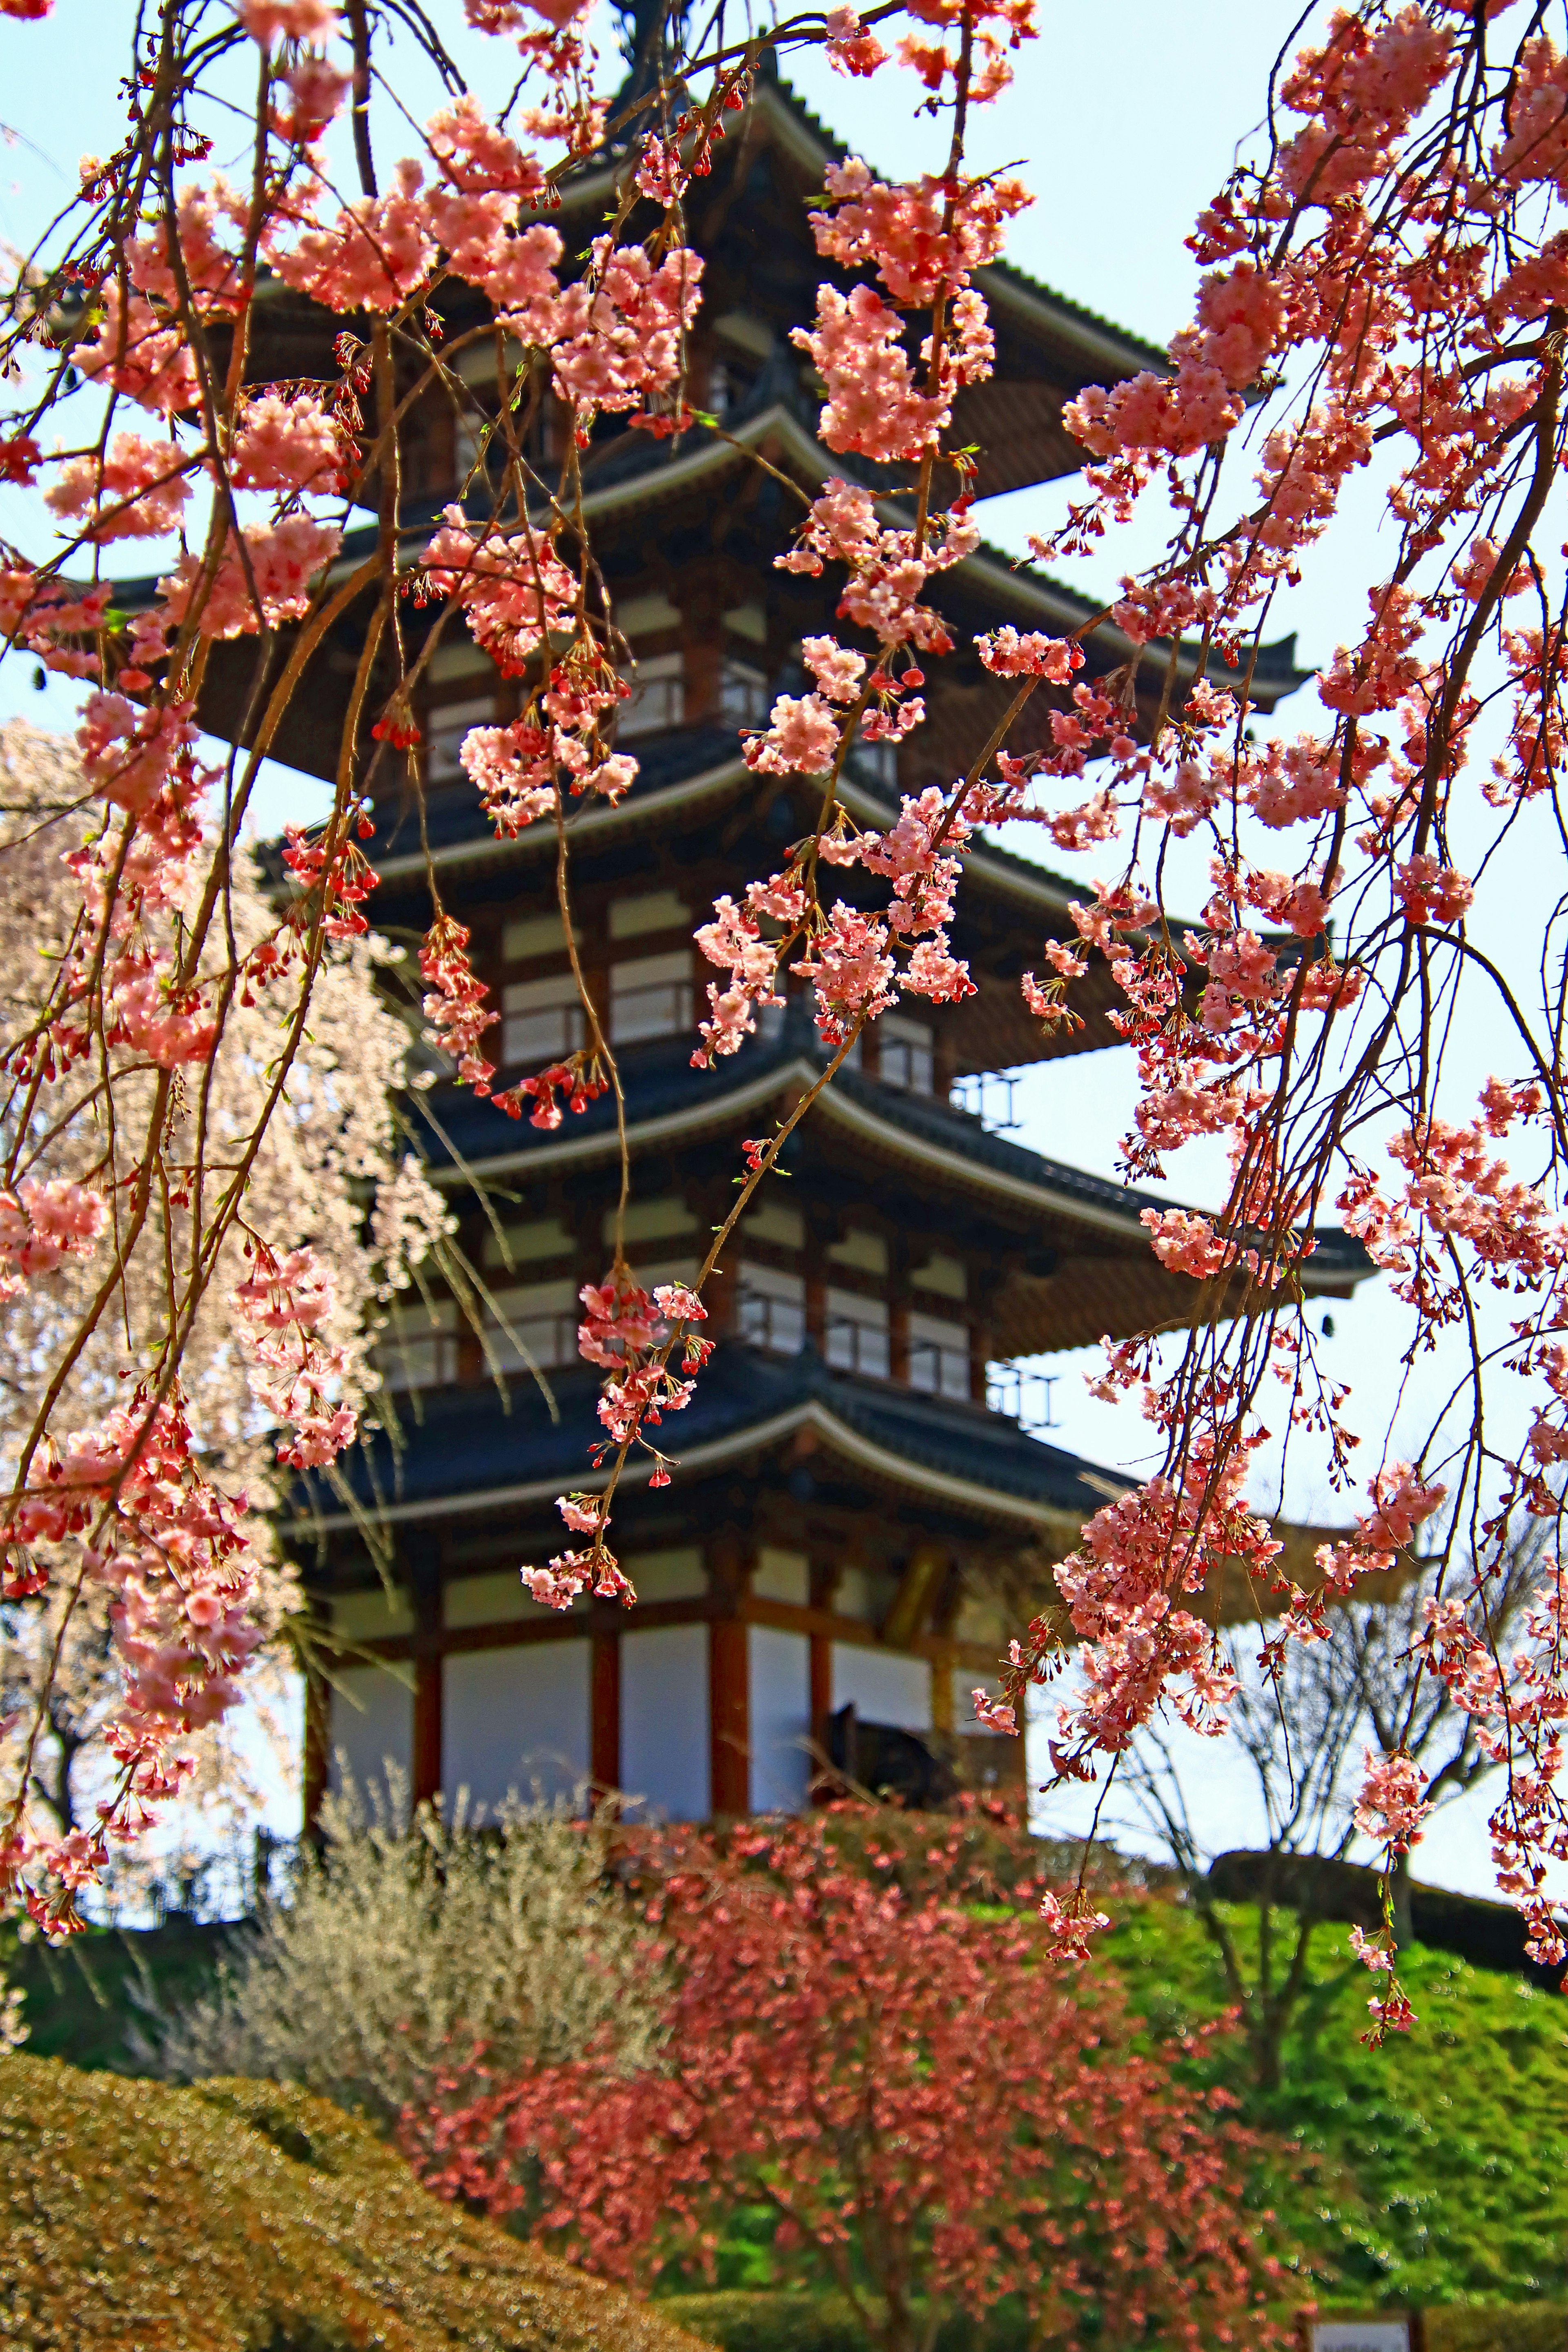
[
  {"left": 412, "top": 1050, "right": 1371, "bottom": 1298},
  {"left": 532, "top": 406, "right": 1305, "bottom": 703},
  {"left": 269, "top": 404, "right": 1300, "bottom": 703},
  {"left": 550, "top": 75, "right": 1168, "bottom": 390},
  {"left": 114, "top": 408, "right": 1304, "bottom": 717},
  {"left": 369, "top": 751, "right": 755, "bottom": 883},
  {"left": 290, "top": 1389, "right": 1092, "bottom": 1539},
  {"left": 367, "top": 748, "right": 1087, "bottom": 930},
  {"left": 735, "top": 80, "right": 1171, "bottom": 386}
]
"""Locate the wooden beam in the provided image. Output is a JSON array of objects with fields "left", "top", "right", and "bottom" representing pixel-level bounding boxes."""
[{"left": 351, "top": 1591, "right": 1006, "bottom": 1676}]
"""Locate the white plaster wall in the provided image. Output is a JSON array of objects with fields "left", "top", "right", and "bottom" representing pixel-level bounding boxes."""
[
  {"left": 442, "top": 1641, "right": 590, "bottom": 1811},
  {"left": 748, "top": 1626, "right": 812, "bottom": 1812},
  {"left": 621, "top": 1623, "right": 710, "bottom": 1820},
  {"left": 831, "top": 1644, "right": 932, "bottom": 1731},
  {"left": 329, "top": 1663, "right": 414, "bottom": 1813}
]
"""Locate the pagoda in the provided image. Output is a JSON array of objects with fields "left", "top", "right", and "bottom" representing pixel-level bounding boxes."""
[{"left": 155, "top": 49, "right": 1370, "bottom": 1821}]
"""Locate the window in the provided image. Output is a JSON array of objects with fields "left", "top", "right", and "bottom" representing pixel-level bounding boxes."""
[
  {"left": 826, "top": 1287, "right": 890, "bottom": 1379},
  {"left": 742, "top": 1199, "right": 805, "bottom": 1250},
  {"left": 503, "top": 971, "right": 584, "bottom": 1066},
  {"left": 427, "top": 695, "right": 495, "bottom": 784},
  {"left": 912, "top": 1251, "right": 967, "bottom": 1301},
  {"left": 720, "top": 660, "right": 768, "bottom": 729},
  {"left": 481, "top": 1215, "right": 572, "bottom": 1271},
  {"left": 617, "top": 592, "right": 681, "bottom": 637},
  {"left": 604, "top": 1197, "right": 697, "bottom": 1246},
  {"left": 878, "top": 1013, "right": 934, "bottom": 1095},
  {"left": 482, "top": 1278, "right": 577, "bottom": 1374},
  {"left": 609, "top": 889, "right": 689, "bottom": 942},
  {"left": 855, "top": 737, "right": 899, "bottom": 790},
  {"left": 619, "top": 651, "right": 685, "bottom": 739},
  {"left": 909, "top": 1311, "right": 970, "bottom": 1400},
  {"left": 736, "top": 1262, "right": 806, "bottom": 1354},
  {"left": 376, "top": 1297, "right": 459, "bottom": 1392},
  {"left": 829, "top": 1228, "right": 888, "bottom": 1277},
  {"left": 611, "top": 949, "right": 692, "bottom": 1045}
]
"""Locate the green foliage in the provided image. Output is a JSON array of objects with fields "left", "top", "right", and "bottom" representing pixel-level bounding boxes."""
[
  {"left": 0, "top": 2053, "right": 712, "bottom": 2352},
  {"left": 1, "top": 1917, "right": 233, "bottom": 2074},
  {"left": 8, "top": 1871, "right": 1566, "bottom": 2334},
  {"left": 1103, "top": 1896, "right": 1568, "bottom": 2308},
  {"left": 657, "top": 2292, "right": 1037, "bottom": 2352},
  {"left": 1424, "top": 2306, "right": 1568, "bottom": 2352}
]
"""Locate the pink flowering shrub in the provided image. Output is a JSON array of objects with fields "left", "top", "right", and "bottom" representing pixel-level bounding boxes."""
[{"left": 405, "top": 1811, "right": 1288, "bottom": 2352}]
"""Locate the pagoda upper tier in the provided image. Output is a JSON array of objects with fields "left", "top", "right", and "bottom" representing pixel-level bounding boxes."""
[{"left": 142, "top": 67, "right": 1306, "bottom": 797}]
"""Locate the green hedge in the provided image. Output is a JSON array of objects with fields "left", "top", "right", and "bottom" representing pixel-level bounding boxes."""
[
  {"left": 656, "top": 2292, "right": 1035, "bottom": 2351},
  {"left": 651, "top": 2292, "right": 1568, "bottom": 2352},
  {"left": 1425, "top": 2307, "right": 1568, "bottom": 2352},
  {"left": 1104, "top": 1901, "right": 1568, "bottom": 2307},
  {"left": 1, "top": 2054, "right": 711, "bottom": 2352}
]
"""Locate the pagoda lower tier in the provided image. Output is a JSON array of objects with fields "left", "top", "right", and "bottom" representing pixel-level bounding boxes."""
[
  {"left": 294, "top": 1011, "right": 1372, "bottom": 1828},
  {"left": 298, "top": 1343, "right": 1113, "bottom": 1822}
]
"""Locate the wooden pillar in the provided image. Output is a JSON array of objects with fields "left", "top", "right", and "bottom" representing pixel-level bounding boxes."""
[
  {"left": 407, "top": 1530, "right": 444, "bottom": 1809},
  {"left": 412, "top": 1656, "right": 443, "bottom": 1810},
  {"left": 930, "top": 1645, "right": 954, "bottom": 1737},
  {"left": 708, "top": 1533, "right": 752, "bottom": 1816},
  {"left": 803, "top": 1206, "right": 828, "bottom": 1353},
  {"left": 808, "top": 1557, "right": 839, "bottom": 1802},
  {"left": 889, "top": 1233, "right": 910, "bottom": 1385},
  {"left": 709, "top": 1618, "right": 750, "bottom": 1815},
  {"left": 302, "top": 1651, "right": 330, "bottom": 1839},
  {"left": 591, "top": 1628, "right": 621, "bottom": 1800},
  {"left": 809, "top": 1632, "right": 833, "bottom": 1755},
  {"left": 969, "top": 1316, "right": 989, "bottom": 1406}
]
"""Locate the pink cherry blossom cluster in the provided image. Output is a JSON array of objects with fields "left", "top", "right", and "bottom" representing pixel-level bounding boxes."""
[
  {"left": 1352, "top": 1745, "right": 1432, "bottom": 1854},
  {"left": 517, "top": 1277, "right": 711, "bottom": 1609},
  {"left": 419, "top": 915, "right": 499, "bottom": 1095},
  {"left": 0, "top": 1393, "right": 262, "bottom": 1935},
  {"left": 233, "top": 1241, "right": 357, "bottom": 1470},
  {"left": 0, "top": 1178, "right": 107, "bottom": 1297}
]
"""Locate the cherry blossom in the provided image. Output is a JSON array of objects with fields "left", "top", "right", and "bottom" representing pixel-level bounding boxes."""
[{"left": 3, "top": 0, "right": 1568, "bottom": 1968}]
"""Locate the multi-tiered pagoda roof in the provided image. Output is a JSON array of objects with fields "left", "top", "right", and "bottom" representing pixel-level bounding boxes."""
[{"left": 126, "top": 59, "right": 1367, "bottom": 1821}]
